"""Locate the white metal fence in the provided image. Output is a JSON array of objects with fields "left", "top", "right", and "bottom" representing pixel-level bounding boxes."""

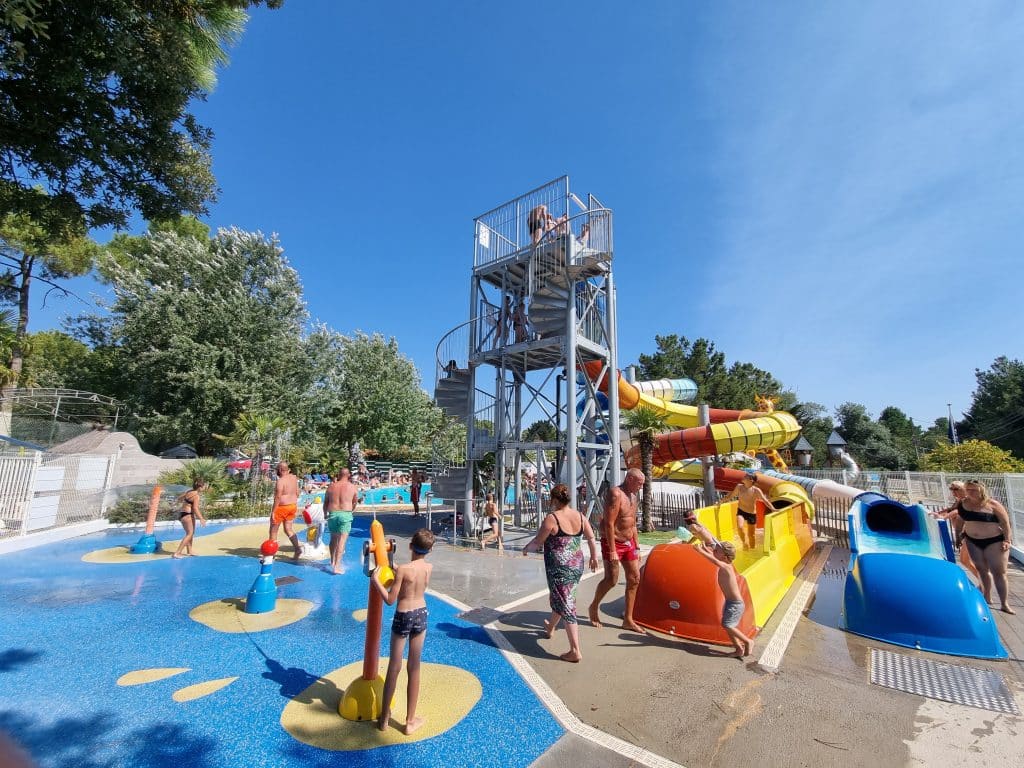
[
  {"left": 0, "top": 449, "right": 118, "bottom": 539},
  {"left": 788, "top": 469, "right": 1023, "bottom": 559}
]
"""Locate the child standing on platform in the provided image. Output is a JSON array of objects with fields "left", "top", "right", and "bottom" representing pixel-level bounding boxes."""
[
  {"left": 694, "top": 540, "right": 753, "bottom": 658},
  {"left": 372, "top": 528, "right": 435, "bottom": 735}
]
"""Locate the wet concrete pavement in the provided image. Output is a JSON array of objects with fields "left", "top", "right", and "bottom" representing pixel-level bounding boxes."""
[{"left": 378, "top": 512, "right": 1024, "bottom": 768}]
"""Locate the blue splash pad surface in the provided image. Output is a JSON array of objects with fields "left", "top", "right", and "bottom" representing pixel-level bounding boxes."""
[{"left": 0, "top": 520, "right": 562, "bottom": 768}]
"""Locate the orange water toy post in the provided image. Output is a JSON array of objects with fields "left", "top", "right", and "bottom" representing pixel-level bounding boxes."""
[
  {"left": 129, "top": 485, "right": 163, "bottom": 554},
  {"left": 340, "top": 517, "right": 395, "bottom": 721}
]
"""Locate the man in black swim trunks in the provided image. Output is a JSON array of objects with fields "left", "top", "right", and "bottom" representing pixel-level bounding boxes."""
[{"left": 718, "top": 473, "right": 772, "bottom": 550}]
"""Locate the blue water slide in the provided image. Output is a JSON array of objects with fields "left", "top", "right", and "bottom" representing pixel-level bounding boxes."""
[{"left": 843, "top": 492, "right": 1007, "bottom": 659}]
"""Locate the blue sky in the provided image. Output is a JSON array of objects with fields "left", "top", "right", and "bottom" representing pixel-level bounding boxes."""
[{"left": 31, "top": 1, "right": 1024, "bottom": 429}]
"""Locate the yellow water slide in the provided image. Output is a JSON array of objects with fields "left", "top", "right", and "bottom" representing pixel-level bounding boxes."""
[{"left": 581, "top": 362, "right": 801, "bottom": 466}]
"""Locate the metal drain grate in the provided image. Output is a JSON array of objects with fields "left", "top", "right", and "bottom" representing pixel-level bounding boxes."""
[
  {"left": 870, "top": 649, "right": 1020, "bottom": 715},
  {"left": 273, "top": 576, "right": 301, "bottom": 587}
]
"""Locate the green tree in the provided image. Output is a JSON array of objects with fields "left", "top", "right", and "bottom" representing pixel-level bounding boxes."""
[
  {"left": 0, "top": 1, "right": 282, "bottom": 232},
  {"left": 81, "top": 227, "right": 310, "bottom": 451},
  {"left": 20, "top": 330, "right": 93, "bottom": 387},
  {"left": 961, "top": 357, "right": 1024, "bottom": 459},
  {"left": 0, "top": 307, "right": 14, "bottom": 385},
  {"left": 790, "top": 401, "right": 833, "bottom": 466},
  {"left": 0, "top": 201, "right": 97, "bottom": 384},
  {"left": 878, "top": 406, "right": 925, "bottom": 469},
  {"left": 226, "top": 411, "right": 289, "bottom": 507},
  {"left": 919, "top": 439, "right": 1024, "bottom": 473},
  {"left": 622, "top": 406, "right": 671, "bottom": 533},
  {"left": 635, "top": 334, "right": 794, "bottom": 410},
  {"left": 523, "top": 419, "right": 557, "bottom": 443},
  {"left": 834, "top": 402, "right": 908, "bottom": 470},
  {"left": 330, "top": 332, "right": 437, "bottom": 458},
  {"left": 157, "top": 457, "right": 231, "bottom": 499}
]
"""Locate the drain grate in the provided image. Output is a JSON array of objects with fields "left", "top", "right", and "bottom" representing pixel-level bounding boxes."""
[
  {"left": 273, "top": 576, "right": 301, "bottom": 587},
  {"left": 870, "top": 649, "right": 1019, "bottom": 715},
  {"left": 457, "top": 606, "right": 503, "bottom": 626}
]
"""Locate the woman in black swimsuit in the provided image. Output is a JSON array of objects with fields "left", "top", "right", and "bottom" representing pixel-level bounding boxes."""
[
  {"left": 954, "top": 480, "right": 1015, "bottom": 614},
  {"left": 173, "top": 480, "right": 208, "bottom": 559}
]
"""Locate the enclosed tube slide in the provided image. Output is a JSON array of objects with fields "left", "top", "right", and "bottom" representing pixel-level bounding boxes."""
[
  {"left": 581, "top": 361, "right": 762, "bottom": 429},
  {"left": 844, "top": 492, "right": 1007, "bottom": 659},
  {"left": 759, "top": 469, "right": 863, "bottom": 503},
  {"left": 632, "top": 377, "right": 698, "bottom": 404}
]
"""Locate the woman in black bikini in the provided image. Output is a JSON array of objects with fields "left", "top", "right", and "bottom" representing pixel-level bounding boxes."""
[
  {"left": 173, "top": 480, "right": 208, "bottom": 559},
  {"left": 953, "top": 480, "right": 1015, "bottom": 614}
]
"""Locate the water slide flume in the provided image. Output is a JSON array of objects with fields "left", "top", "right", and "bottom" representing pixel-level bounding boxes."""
[
  {"left": 580, "top": 361, "right": 801, "bottom": 471},
  {"left": 844, "top": 493, "right": 1007, "bottom": 659}
]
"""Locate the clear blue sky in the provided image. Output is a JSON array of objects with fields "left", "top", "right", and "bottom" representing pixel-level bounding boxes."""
[{"left": 31, "top": 1, "right": 1024, "bottom": 429}]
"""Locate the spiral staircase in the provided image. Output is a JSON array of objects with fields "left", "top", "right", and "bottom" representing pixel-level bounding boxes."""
[{"left": 430, "top": 176, "right": 620, "bottom": 522}]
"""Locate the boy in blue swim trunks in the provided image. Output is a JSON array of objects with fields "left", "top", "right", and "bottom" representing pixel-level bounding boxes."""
[
  {"left": 372, "top": 528, "right": 434, "bottom": 735},
  {"left": 694, "top": 540, "right": 753, "bottom": 659}
]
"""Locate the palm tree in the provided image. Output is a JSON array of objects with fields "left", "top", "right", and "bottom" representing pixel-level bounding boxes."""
[
  {"left": 158, "top": 457, "right": 231, "bottom": 498},
  {"left": 226, "top": 412, "right": 290, "bottom": 507},
  {"left": 622, "top": 406, "right": 671, "bottom": 533}
]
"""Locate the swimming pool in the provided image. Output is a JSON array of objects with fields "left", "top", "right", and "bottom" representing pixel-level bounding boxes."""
[{"left": 300, "top": 483, "right": 439, "bottom": 507}]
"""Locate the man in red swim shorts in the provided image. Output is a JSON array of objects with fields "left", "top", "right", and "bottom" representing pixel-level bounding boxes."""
[
  {"left": 589, "top": 468, "right": 646, "bottom": 633},
  {"left": 269, "top": 461, "right": 302, "bottom": 562}
]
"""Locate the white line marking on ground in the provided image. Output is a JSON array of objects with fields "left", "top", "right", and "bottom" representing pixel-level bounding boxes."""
[
  {"left": 482, "top": 621, "right": 686, "bottom": 768},
  {"left": 495, "top": 570, "right": 602, "bottom": 614},
  {"left": 430, "top": 580, "right": 685, "bottom": 767},
  {"left": 757, "top": 542, "right": 832, "bottom": 672}
]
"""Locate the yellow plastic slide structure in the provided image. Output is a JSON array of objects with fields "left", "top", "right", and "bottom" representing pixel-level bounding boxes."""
[
  {"left": 580, "top": 362, "right": 801, "bottom": 467},
  {"left": 635, "top": 483, "right": 815, "bottom": 638}
]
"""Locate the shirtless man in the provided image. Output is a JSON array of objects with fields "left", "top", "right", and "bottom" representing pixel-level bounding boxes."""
[
  {"left": 325, "top": 468, "right": 360, "bottom": 574},
  {"left": 588, "top": 468, "right": 646, "bottom": 633},
  {"left": 719, "top": 473, "right": 772, "bottom": 550},
  {"left": 269, "top": 461, "right": 302, "bottom": 562}
]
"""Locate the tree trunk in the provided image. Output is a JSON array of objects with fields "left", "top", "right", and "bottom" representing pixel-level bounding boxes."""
[
  {"left": 640, "top": 434, "right": 655, "bottom": 532},
  {"left": 0, "top": 257, "right": 31, "bottom": 435}
]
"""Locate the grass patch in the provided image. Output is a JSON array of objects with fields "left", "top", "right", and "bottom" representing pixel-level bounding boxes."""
[{"left": 638, "top": 530, "right": 677, "bottom": 546}]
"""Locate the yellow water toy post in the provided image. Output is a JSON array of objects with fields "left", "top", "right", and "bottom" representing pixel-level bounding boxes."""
[{"left": 340, "top": 517, "right": 395, "bottom": 721}]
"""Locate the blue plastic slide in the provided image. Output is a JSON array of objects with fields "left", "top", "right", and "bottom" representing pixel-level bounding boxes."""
[{"left": 844, "top": 492, "right": 1007, "bottom": 659}]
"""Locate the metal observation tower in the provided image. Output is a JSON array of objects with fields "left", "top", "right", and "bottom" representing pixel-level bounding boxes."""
[{"left": 431, "top": 176, "right": 620, "bottom": 530}]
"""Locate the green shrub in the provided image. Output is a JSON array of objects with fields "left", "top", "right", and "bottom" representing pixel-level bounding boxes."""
[{"left": 106, "top": 494, "right": 179, "bottom": 525}]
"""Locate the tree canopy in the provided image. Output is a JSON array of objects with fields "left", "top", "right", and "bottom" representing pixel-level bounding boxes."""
[
  {"left": 0, "top": 1, "right": 281, "bottom": 232},
  {"left": 919, "top": 439, "right": 1024, "bottom": 473},
  {"left": 634, "top": 334, "right": 795, "bottom": 411},
  {"left": 960, "top": 356, "right": 1024, "bottom": 459},
  {"left": 80, "top": 226, "right": 310, "bottom": 451}
]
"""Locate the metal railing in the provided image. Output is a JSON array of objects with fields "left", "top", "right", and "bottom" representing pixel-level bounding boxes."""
[{"left": 0, "top": 450, "right": 118, "bottom": 539}]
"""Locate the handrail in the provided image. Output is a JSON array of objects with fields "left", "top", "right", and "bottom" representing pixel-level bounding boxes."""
[{"left": 433, "top": 310, "right": 500, "bottom": 391}]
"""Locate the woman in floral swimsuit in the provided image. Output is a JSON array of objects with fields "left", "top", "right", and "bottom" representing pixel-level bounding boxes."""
[{"left": 523, "top": 483, "right": 599, "bottom": 662}]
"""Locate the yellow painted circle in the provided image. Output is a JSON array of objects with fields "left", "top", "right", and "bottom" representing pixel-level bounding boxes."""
[
  {"left": 172, "top": 676, "right": 239, "bottom": 702},
  {"left": 82, "top": 524, "right": 307, "bottom": 563},
  {"left": 189, "top": 597, "right": 314, "bottom": 633},
  {"left": 351, "top": 608, "right": 368, "bottom": 622},
  {"left": 281, "top": 660, "right": 481, "bottom": 750}
]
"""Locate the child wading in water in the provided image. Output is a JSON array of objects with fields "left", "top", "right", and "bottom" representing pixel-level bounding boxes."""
[
  {"left": 694, "top": 540, "right": 753, "bottom": 658},
  {"left": 372, "top": 528, "right": 435, "bottom": 735}
]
